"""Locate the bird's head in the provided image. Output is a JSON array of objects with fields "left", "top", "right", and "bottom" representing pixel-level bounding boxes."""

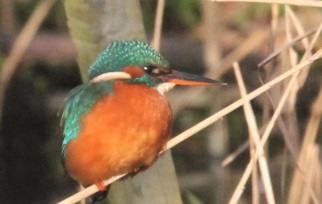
[{"left": 88, "top": 41, "right": 225, "bottom": 93}]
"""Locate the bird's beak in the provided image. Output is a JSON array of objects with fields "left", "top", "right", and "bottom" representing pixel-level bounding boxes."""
[{"left": 159, "top": 70, "right": 226, "bottom": 86}]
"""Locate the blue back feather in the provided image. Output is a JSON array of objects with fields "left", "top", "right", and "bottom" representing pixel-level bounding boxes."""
[{"left": 61, "top": 82, "right": 113, "bottom": 156}]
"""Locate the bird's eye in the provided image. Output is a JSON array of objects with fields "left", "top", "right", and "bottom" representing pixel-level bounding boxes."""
[
  {"left": 143, "top": 65, "right": 156, "bottom": 75},
  {"left": 143, "top": 65, "right": 171, "bottom": 76}
]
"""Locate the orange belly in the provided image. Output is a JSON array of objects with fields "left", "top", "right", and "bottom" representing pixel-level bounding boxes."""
[{"left": 64, "top": 80, "right": 172, "bottom": 186}]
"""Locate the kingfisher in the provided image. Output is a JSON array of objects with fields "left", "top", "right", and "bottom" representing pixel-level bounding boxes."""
[{"left": 61, "top": 41, "right": 224, "bottom": 201}]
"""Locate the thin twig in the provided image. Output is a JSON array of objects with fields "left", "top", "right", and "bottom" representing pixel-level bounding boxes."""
[
  {"left": 298, "top": 145, "right": 320, "bottom": 204},
  {"left": 57, "top": 174, "right": 125, "bottom": 204},
  {"left": 222, "top": 123, "right": 268, "bottom": 167},
  {"left": 285, "top": 6, "right": 310, "bottom": 49},
  {"left": 222, "top": 141, "right": 249, "bottom": 167},
  {"left": 151, "top": 0, "right": 165, "bottom": 51},
  {"left": 287, "top": 87, "right": 322, "bottom": 204},
  {"left": 257, "top": 27, "right": 317, "bottom": 67},
  {"left": 233, "top": 62, "right": 275, "bottom": 204}
]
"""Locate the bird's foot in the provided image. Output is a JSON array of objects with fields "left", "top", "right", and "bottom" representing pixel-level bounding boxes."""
[
  {"left": 132, "top": 164, "right": 149, "bottom": 174},
  {"left": 95, "top": 180, "right": 106, "bottom": 191},
  {"left": 90, "top": 180, "right": 109, "bottom": 203},
  {"left": 133, "top": 167, "right": 140, "bottom": 173}
]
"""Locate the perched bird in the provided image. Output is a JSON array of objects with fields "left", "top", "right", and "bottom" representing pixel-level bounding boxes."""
[{"left": 61, "top": 41, "right": 224, "bottom": 201}]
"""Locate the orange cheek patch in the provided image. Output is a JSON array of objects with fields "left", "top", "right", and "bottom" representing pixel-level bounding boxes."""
[{"left": 123, "top": 66, "right": 145, "bottom": 78}]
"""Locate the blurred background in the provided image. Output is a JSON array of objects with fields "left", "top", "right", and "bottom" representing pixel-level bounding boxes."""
[{"left": 0, "top": 0, "right": 321, "bottom": 203}]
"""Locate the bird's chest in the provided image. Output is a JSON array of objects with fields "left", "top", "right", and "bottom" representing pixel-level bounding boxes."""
[
  {"left": 64, "top": 81, "right": 172, "bottom": 184},
  {"left": 85, "top": 80, "right": 172, "bottom": 139}
]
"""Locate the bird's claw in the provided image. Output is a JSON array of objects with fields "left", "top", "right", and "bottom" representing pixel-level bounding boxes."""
[{"left": 95, "top": 180, "right": 106, "bottom": 191}]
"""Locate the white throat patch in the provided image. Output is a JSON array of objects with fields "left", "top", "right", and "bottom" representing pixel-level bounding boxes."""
[{"left": 156, "top": 83, "right": 175, "bottom": 95}]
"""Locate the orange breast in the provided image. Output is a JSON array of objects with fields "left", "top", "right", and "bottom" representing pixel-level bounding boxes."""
[{"left": 64, "top": 80, "right": 172, "bottom": 186}]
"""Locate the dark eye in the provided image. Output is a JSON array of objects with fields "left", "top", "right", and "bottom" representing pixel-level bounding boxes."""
[
  {"left": 143, "top": 65, "right": 171, "bottom": 76},
  {"left": 143, "top": 65, "right": 156, "bottom": 75}
]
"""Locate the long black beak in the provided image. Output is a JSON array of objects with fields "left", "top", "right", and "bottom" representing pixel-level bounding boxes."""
[{"left": 159, "top": 70, "right": 226, "bottom": 86}]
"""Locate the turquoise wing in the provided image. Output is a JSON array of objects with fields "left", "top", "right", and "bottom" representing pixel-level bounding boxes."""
[{"left": 61, "top": 82, "right": 113, "bottom": 156}]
